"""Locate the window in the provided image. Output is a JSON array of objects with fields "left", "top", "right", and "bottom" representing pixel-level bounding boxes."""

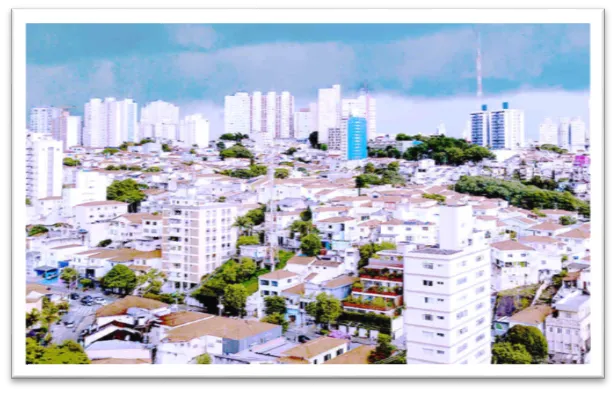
[
  {"left": 437, "top": 316, "right": 445, "bottom": 320},
  {"left": 423, "top": 280, "right": 433, "bottom": 287},
  {"left": 313, "top": 360, "right": 318, "bottom": 364},
  {"left": 324, "top": 354, "right": 332, "bottom": 361},
  {"left": 557, "top": 328, "right": 562, "bottom": 333},
  {"left": 549, "top": 327, "right": 553, "bottom": 332},
  {"left": 459, "top": 327, "right": 468, "bottom": 335},
  {"left": 272, "top": 281, "right": 278, "bottom": 287},
  {"left": 424, "top": 297, "right": 435, "bottom": 304},
  {"left": 437, "top": 333, "right": 445, "bottom": 337},
  {"left": 476, "top": 270, "right": 485, "bottom": 278},
  {"left": 456, "top": 277, "right": 467, "bottom": 285},
  {"left": 475, "top": 350, "right": 486, "bottom": 358},
  {"left": 336, "top": 348, "right": 344, "bottom": 356},
  {"left": 423, "top": 263, "right": 434, "bottom": 270},
  {"left": 422, "top": 331, "right": 434, "bottom": 339},
  {"left": 476, "top": 302, "right": 484, "bottom": 310},
  {"left": 437, "top": 350, "right": 445, "bottom": 355},
  {"left": 476, "top": 286, "right": 485, "bottom": 294},
  {"left": 476, "top": 333, "right": 486, "bottom": 342},
  {"left": 437, "top": 281, "right": 444, "bottom": 285},
  {"left": 458, "top": 260, "right": 467, "bottom": 268},
  {"left": 422, "top": 314, "right": 433, "bottom": 321},
  {"left": 423, "top": 348, "right": 434, "bottom": 355},
  {"left": 457, "top": 343, "right": 468, "bottom": 354},
  {"left": 456, "top": 310, "right": 468, "bottom": 320},
  {"left": 476, "top": 255, "right": 483, "bottom": 262}
]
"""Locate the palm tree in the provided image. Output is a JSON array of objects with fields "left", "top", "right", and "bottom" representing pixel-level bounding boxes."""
[
  {"left": 233, "top": 216, "right": 254, "bottom": 236},
  {"left": 26, "top": 308, "right": 40, "bottom": 329}
]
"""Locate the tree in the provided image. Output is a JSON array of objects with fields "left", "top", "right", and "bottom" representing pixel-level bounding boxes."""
[
  {"left": 137, "top": 268, "right": 167, "bottom": 295},
  {"left": 275, "top": 168, "right": 290, "bottom": 179},
  {"left": 60, "top": 267, "right": 79, "bottom": 289},
  {"left": 559, "top": 216, "right": 577, "bottom": 226},
  {"left": 190, "top": 148, "right": 197, "bottom": 154},
  {"left": 161, "top": 144, "right": 172, "bottom": 152},
  {"left": 319, "top": 143, "right": 328, "bottom": 151},
  {"left": 245, "top": 206, "right": 266, "bottom": 226},
  {"left": 491, "top": 342, "right": 533, "bottom": 364},
  {"left": 369, "top": 333, "right": 396, "bottom": 363},
  {"left": 358, "top": 242, "right": 396, "bottom": 269},
  {"left": 107, "top": 179, "right": 147, "bottom": 212},
  {"left": 219, "top": 263, "right": 238, "bottom": 284},
  {"left": 233, "top": 216, "right": 255, "bottom": 236},
  {"left": 144, "top": 166, "right": 162, "bottom": 172},
  {"left": 422, "top": 193, "right": 446, "bottom": 203},
  {"left": 238, "top": 258, "right": 257, "bottom": 281},
  {"left": 309, "top": 131, "right": 319, "bottom": 148},
  {"left": 196, "top": 353, "right": 212, "bottom": 364},
  {"left": 284, "top": 147, "right": 298, "bottom": 155},
  {"left": 40, "top": 297, "right": 60, "bottom": 328},
  {"left": 220, "top": 144, "right": 254, "bottom": 159},
  {"left": 27, "top": 225, "right": 49, "bottom": 237},
  {"left": 364, "top": 163, "right": 376, "bottom": 174},
  {"left": 102, "top": 148, "right": 119, "bottom": 156},
  {"left": 26, "top": 308, "right": 40, "bottom": 329},
  {"left": 26, "top": 339, "right": 90, "bottom": 364},
  {"left": 300, "top": 207, "right": 312, "bottom": 222},
  {"left": 503, "top": 325, "right": 548, "bottom": 364},
  {"left": 97, "top": 239, "right": 112, "bottom": 247},
  {"left": 261, "top": 313, "right": 289, "bottom": 333},
  {"left": 300, "top": 233, "right": 322, "bottom": 257},
  {"left": 306, "top": 293, "right": 342, "bottom": 328},
  {"left": 102, "top": 264, "right": 137, "bottom": 295},
  {"left": 237, "top": 235, "right": 260, "bottom": 251},
  {"left": 264, "top": 295, "right": 287, "bottom": 315},
  {"left": 26, "top": 197, "right": 32, "bottom": 206},
  {"left": 63, "top": 157, "right": 81, "bottom": 166},
  {"left": 223, "top": 284, "right": 248, "bottom": 316},
  {"left": 289, "top": 220, "right": 316, "bottom": 239}
]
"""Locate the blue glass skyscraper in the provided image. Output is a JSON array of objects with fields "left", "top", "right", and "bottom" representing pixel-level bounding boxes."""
[{"left": 346, "top": 116, "right": 367, "bottom": 160}]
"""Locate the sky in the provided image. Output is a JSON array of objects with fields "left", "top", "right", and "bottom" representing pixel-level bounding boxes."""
[{"left": 26, "top": 23, "right": 591, "bottom": 140}]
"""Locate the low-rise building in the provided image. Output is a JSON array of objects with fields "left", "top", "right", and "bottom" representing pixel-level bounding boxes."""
[{"left": 545, "top": 294, "right": 591, "bottom": 364}]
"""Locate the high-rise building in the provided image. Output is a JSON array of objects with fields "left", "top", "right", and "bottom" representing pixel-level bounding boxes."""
[
  {"left": 30, "top": 106, "right": 62, "bottom": 133},
  {"left": 539, "top": 118, "right": 558, "bottom": 146},
  {"left": 557, "top": 117, "right": 586, "bottom": 151},
  {"left": 140, "top": 100, "right": 180, "bottom": 125},
  {"left": 318, "top": 84, "right": 341, "bottom": 145},
  {"left": 224, "top": 92, "right": 251, "bottom": 135},
  {"left": 162, "top": 194, "right": 237, "bottom": 291},
  {"left": 404, "top": 204, "right": 491, "bottom": 364},
  {"left": 265, "top": 91, "right": 277, "bottom": 138},
  {"left": 340, "top": 93, "right": 377, "bottom": 141},
  {"left": 26, "top": 132, "right": 63, "bottom": 201},
  {"left": 345, "top": 116, "right": 368, "bottom": 161},
  {"left": 436, "top": 122, "right": 446, "bottom": 136},
  {"left": 294, "top": 109, "right": 313, "bottom": 140},
  {"left": 470, "top": 103, "right": 524, "bottom": 149},
  {"left": 277, "top": 91, "right": 294, "bottom": 139},
  {"left": 179, "top": 114, "right": 210, "bottom": 147},
  {"left": 251, "top": 91, "right": 263, "bottom": 134},
  {"left": 83, "top": 98, "right": 138, "bottom": 147},
  {"left": 51, "top": 111, "right": 81, "bottom": 150}
]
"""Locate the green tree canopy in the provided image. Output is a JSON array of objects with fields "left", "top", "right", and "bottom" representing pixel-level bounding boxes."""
[
  {"left": 502, "top": 325, "right": 548, "bottom": 364},
  {"left": 97, "top": 239, "right": 112, "bottom": 247},
  {"left": 27, "top": 225, "right": 49, "bottom": 237},
  {"left": 422, "top": 193, "right": 446, "bottom": 203},
  {"left": 492, "top": 342, "right": 533, "bottom": 364},
  {"left": 364, "top": 163, "right": 376, "bottom": 174},
  {"left": 196, "top": 353, "right": 212, "bottom": 364},
  {"left": 238, "top": 258, "right": 257, "bottom": 281},
  {"left": 136, "top": 268, "right": 167, "bottom": 295},
  {"left": 220, "top": 144, "right": 254, "bottom": 159},
  {"left": 264, "top": 295, "right": 287, "bottom": 316},
  {"left": 237, "top": 235, "right": 260, "bottom": 250},
  {"left": 102, "top": 264, "right": 137, "bottom": 295},
  {"left": 102, "top": 148, "right": 119, "bottom": 156},
  {"left": 106, "top": 179, "right": 147, "bottom": 212},
  {"left": 289, "top": 220, "right": 317, "bottom": 239},
  {"left": 161, "top": 143, "right": 172, "bottom": 152},
  {"left": 60, "top": 267, "right": 79, "bottom": 289},
  {"left": 309, "top": 131, "right": 319, "bottom": 148},
  {"left": 144, "top": 166, "right": 162, "bottom": 172},
  {"left": 358, "top": 242, "right": 397, "bottom": 269},
  {"left": 26, "top": 339, "right": 90, "bottom": 364},
  {"left": 369, "top": 333, "right": 396, "bottom": 363},
  {"left": 300, "top": 233, "right": 322, "bottom": 257},
  {"left": 63, "top": 157, "right": 81, "bottom": 166},
  {"left": 306, "top": 293, "right": 342, "bottom": 328},
  {"left": 233, "top": 216, "right": 255, "bottom": 236},
  {"left": 261, "top": 312, "right": 289, "bottom": 333},
  {"left": 300, "top": 207, "right": 312, "bottom": 222},
  {"left": 223, "top": 284, "right": 248, "bottom": 317},
  {"left": 559, "top": 216, "right": 577, "bottom": 226},
  {"left": 275, "top": 168, "right": 290, "bottom": 179}
]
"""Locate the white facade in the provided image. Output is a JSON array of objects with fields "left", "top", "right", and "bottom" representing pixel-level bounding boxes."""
[
  {"left": 26, "top": 133, "right": 63, "bottom": 201},
  {"left": 318, "top": 84, "right": 341, "bottom": 144},
  {"left": 471, "top": 103, "right": 524, "bottom": 149},
  {"left": 294, "top": 109, "right": 313, "bottom": 140},
  {"left": 278, "top": 91, "right": 294, "bottom": 139},
  {"left": 51, "top": 111, "right": 81, "bottom": 149},
  {"left": 62, "top": 170, "right": 110, "bottom": 217},
  {"left": 265, "top": 92, "right": 277, "bottom": 138},
  {"left": 179, "top": 114, "right": 210, "bottom": 147},
  {"left": 404, "top": 204, "right": 491, "bottom": 364},
  {"left": 74, "top": 201, "right": 129, "bottom": 228},
  {"left": 539, "top": 118, "right": 558, "bottom": 146},
  {"left": 30, "top": 106, "right": 62, "bottom": 133},
  {"left": 162, "top": 195, "right": 238, "bottom": 291},
  {"left": 224, "top": 92, "right": 251, "bottom": 135},
  {"left": 83, "top": 97, "right": 138, "bottom": 146},
  {"left": 545, "top": 295, "right": 591, "bottom": 363},
  {"left": 341, "top": 93, "right": 376, "bottom": 141},
  {"left": 251, "top": 91, "right": 263, "bottom": 133},
  {"left": 140, "top": 100, "right": 180, "bottom": 125}
]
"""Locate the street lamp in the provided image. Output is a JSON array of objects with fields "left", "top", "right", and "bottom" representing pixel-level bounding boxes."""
[{"left": 217, "top": 297, "right": 225, "bottom": 316}]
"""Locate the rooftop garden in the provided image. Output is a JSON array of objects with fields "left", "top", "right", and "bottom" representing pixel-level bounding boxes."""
[
  {"left": 342, "top": 295, "right": 397, "bottom": 311},
  {"left": 352, "top": 282, "right": 403, "bottom": 296},
  {"left": 358, "top": 268, "right": 403, "bottom": 282}
]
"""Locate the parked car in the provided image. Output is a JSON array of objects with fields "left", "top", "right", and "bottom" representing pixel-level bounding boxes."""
[
  {"left": 81, "top": 297, "right": 94, "bottom": 306},
  {"left": 94, "top": 297, "right": 107, "bottom": 305},
  {"left": 63, "top": 315, "right": 77, "bottom": 328},
  {"left": 69, "top": 293, "right": 80, "bottom": 300},
  {"left": 298, "top": 335, "right": 311, "bottom": 343}
]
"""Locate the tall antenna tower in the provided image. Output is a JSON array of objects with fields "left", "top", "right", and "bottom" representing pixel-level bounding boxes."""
[{"left": 475, "top": 29, "right": 483, "bottom": 99}]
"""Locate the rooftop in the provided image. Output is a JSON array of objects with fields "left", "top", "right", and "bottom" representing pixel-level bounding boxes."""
[
  {"left": 259, "top": 270, "right": 298, "bottom": 280},
  {"left": 95, "top": 296, "right": 168, "bottom": 318},
  {"left": 165, "top": 316, "right": 280, "bottom": 342},
  {"left": 281, "top": 336, "right": 349, "bottom": 360},
  {"left": 323, "top": 345, "right": 375, "bottom": 364}
]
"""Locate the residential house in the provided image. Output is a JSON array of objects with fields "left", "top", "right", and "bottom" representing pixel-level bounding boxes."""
[
  {"left": 545, "top": 294, "right": 591, "bottom": 364},
  {"left": 490, "top": 240, "right": 537, "bottom": 292},
  {"left": 278, "top": 337, "right": 350, "bottom": 364}
]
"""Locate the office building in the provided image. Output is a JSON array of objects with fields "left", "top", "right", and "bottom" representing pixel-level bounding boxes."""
[
  {"left": 224, "top": 92, "right": 251, "bottom": 135},
  {"left": 470, "top": 102, "right": 524, "bottom": 149},
  {"left": 30, "top": 106, "right": 62, "bottom": 133},
  {"left": 26, "top": 132, "right": 63, "bottom": 201},
  {"left": 51, "top": 111, "right": 81, "bottom": 149},
  {"left": 345, "top": 116, "right": 368, "bottom": 161},
  {"left": 539, "top": 118, "right": 558, "bottom": 146},
  {"left": 318, "top": 84, "right": 341, "bottom": 144},
  {"left": 178, "top": 114, "right": 210, "bottom": 147}
]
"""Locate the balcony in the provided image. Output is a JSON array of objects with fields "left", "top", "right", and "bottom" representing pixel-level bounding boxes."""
[{"left": 358, "top": 268, "right": 403, "bottom": 283}]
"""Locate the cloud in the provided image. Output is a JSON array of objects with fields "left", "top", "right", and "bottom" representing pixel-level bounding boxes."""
[{"left": 168, "top": 25, "right": 218, "bottom": 49}]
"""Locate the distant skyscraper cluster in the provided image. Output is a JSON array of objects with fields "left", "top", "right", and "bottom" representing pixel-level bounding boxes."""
[
  {"left": 224, "top": 91, "right": 295, "bottom": 139},
  {"left": 470, "top": 102, "right": 525, "bottom": 149},
  {"left": 538, "top": 117, "right": 586, "bottom": 151}
]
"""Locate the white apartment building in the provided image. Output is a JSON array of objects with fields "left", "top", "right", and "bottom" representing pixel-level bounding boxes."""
[
  {"left": 26, "top": 132, "right": 63, "bottom": 201},
  {"left": 161, "top": 193, "right": 238, "bottom": 292},
  {"left": 140, "top": 100, "right": 180, "bottom": 125},
  {"left": 30, "top": 106, "right": 62, "bottom": 133},
  {"left": 277, "top": 91, "right": 294, "bottom": 139},
  {"left": 341, "top": 93, "right": 377, "bottom": 141},
  {"left": 83, "top": 97, "right": 138, "bottom": 147},
  {"left": 178, "top": 114, "right": 210, "bottom": 147},
  {"left": 224, "top": 92, "right": 251, "bottom": 135},
  {"left": 545, "top": 294, "right": 591, "bottom": 364},
  {"left": 404, "top": 204, "right": 491, "bottom": 364},
  {"left": 539, "top": 118, "right": 558, "bottom": 146},
  {"left": 471, "top": 102, "right": 524, "bottom": 149},
  {"left": 265, "top": 92, "right": 277, "bottom": 138},
  {"left": 74, "top": 200, "right": 129, "bottom": 229},
  {"left": 251, "top": 91, "right": 263, "bottom": 134},
  {"left": 294, "top": 109, "right": 313, "bottom": 140},
  {"left": 62, "top": 170, "right": 109, "bottom": 217},
  {"left": 51, "top": 111, "right": 81, "bottom": 150},
  {"left": 490, "top": 240, "right": 537, "bottom": 292},
  {"left": 258, "top": 270, "right": 300, "bottom": 298},
  {"left": 558, "top": 117, "right": 587, "bottom": 151},
  {"left": 318, "top": 84, "right": 341, "bottom": 144}
]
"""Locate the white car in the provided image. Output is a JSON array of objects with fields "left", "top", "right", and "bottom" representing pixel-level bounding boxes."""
[{"left": 94, "top": 297, "right": 108, "bottom": 305}]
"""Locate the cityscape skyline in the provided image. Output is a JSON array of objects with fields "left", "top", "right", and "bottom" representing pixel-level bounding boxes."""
[{"left": 27, "top": 23, "right": 590, "bottom": 140}]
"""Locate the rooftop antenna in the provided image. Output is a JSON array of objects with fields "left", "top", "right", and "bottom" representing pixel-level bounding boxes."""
[{"left": 475, "top": 28, "right": 483, "bottom": 99}]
